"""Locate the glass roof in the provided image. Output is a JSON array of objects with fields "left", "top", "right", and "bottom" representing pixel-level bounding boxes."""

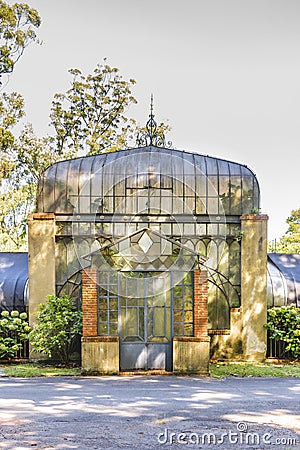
[
  {"left": 37, "top": 146, "right": 260, "bottom": 217},
  {"left": 267, "top": 253, "right": 300, "bottom": 307},
  {"left": 0, "top": 252, "right": 28, "bottom": 311}
]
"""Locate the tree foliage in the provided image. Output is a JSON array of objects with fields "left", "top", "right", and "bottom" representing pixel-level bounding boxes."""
[
  {"left": 30, "top": 295, "right": 82, "bottom": 364},
  {"left": 0, "top": 310, "right": 31, "bottom": 359},
  {"left": 0, "top": 9, "right": 170, "bottom": 251},
  {"left": 0, "top": 123, "right": 70, "bottom": 250},
  {"left": 50, "top": 63, "right": 137, "bottom": 156},
  {"left": 265, "top": 306, "right": 300, "bottom": 359},
  {"left": 0, "top": 91, "right": 26, "bottom": 249},
  {"left": 0, "top": 0, "right": 40, "bottom": 76},
  {"left": 0, "top": 91, "right": 24, "bottom": 173},
  {"left": 269, "top": 209, "right": 300, "bottom": 254}
]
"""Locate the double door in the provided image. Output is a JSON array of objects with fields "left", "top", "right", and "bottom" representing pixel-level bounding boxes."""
[{"left": 120, "top": 272, "right": 171, "bottom": 371}]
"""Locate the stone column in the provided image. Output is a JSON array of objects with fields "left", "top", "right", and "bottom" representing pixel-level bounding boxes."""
[
  {"left": 28, "top": 213, "right": 56, "bottom": 359},
  {"left": 173, "top": 269, "right": 210, "bottom": 375},
  {"left": 81, "top": 268, "right": 119, "bottom": 374},
  {"left": 241, "top": 214, "right": 268, "bottom": 361}
]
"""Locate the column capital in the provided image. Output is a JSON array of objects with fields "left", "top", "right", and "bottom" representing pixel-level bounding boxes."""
[
  {"left": 241, "top": 214, "right": 269, "bottom": 222},
  {"left": 28, "top": 212, "right": 56, "bottom": 220}
]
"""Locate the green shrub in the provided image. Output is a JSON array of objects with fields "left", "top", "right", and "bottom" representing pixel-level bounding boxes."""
[
  {"left": 29, "top": 294, "right": 82, "bottom": 364},
  {"left": 0, "top": 310, "right": 31, "bottom": 359},
  {"left": 265, "top": 305, "right": 300, "bottom": 359}
]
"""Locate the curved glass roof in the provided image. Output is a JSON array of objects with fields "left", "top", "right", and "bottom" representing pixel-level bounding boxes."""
[
  {"left": 37, "top": 146, "right": 260, "bottom": 217},
  {"left": 267, "top": 254, "right": 300, "bottom": 308},
  {"left": 0, "top": 253, "right": 28, "bottom": 312}
]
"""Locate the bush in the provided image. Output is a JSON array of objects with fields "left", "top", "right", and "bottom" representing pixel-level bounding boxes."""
[
  {"left": 265, "top": 305, "right": 300, "bottom": 359},
  {"left": 0, "top": 310, "right": 31, "bottom": 359},
  {"left": 29, "top": 294, "right": 82, "bottom": 364}
]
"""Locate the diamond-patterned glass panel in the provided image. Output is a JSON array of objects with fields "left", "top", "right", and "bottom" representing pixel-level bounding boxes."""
[{"left": 137, "top": 232, "right": 153, "bottom": 253}]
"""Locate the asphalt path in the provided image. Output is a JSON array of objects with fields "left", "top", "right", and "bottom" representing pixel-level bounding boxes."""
[{"left": 0, "top": 376, "right": 299, "bottom": 449}]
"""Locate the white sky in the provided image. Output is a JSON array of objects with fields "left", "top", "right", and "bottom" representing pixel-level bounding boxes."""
[{"left": 5, "top": 0, "right": 300, "bottom": 241}]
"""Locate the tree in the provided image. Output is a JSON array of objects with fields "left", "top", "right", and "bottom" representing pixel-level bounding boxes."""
[
  {"left": 0, "top": 0, "right": 41, "bottom": 77},
  {"left": 270, "top": 209, "right": 300, "bottom": 254},
  {"left": 0, "top": 90, "right": 24, "bottom": 169},
  {"left": 0, "top": 1, "right": 41, "bottom": 250},
  {"left": 0, "top": 124, "right": 72, "bottom": 250},
  {"left": 49, "top": 63, "right": 137, "bottom": 156},
  {"left": 29, "top": 295, "right": 82, "bottom": 364},
  {"left": 0, "top": 53, "right": 170, "bottom": 250}
]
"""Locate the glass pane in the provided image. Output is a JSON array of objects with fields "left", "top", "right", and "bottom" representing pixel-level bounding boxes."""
[
  {"left": 150, "top": 295, "right": 164, "bottom": 307},
  {"left": 173, "top": 297, "right": 182, "bottom": 309},
  {"left": 195, "top": 175, "right": 206, "bottom": 197},
  {"left": 230, "top": 176, "right": 242, "bottom": 214},
  {"left": 110, "top": 311, "right": 118, "bottom": 322},
  {"left": 153, "top": 308, "right": 165, "bottom": 337},
  {"left": 184, "top": 272, "right": 193, "bottom": 284},
  {"left": 138, "top": 196, "right": 148, "bottom": 212},
  {"left": 99, "top": 272, "right": 109, "bottom": 286},
  {"left": 206, "top": 157, "right": 218, "bottom": 174},
  {"left": 99, "top": 298, "right": 108, "bottom": 310},
  {"left": 79, "top": 196, "right": 90, "bottom": 214},
  {"left": 219, "top": 175, "right": 230, "bottom": 197},
  {"left": 99, "top": 310, "right": 108, "bottom": 321},
  {"left": 99, "top": 324, "right": 108, "bottom": 335},
  {"left": 184, "top": 311, "right": 193, "bottom": 322},
  {"left": 241, "top": 175, "right": 254, "bottom": 211},
  {"left": 207, "top": 176, "right": 218, "bottom": 196},
  {"left": 217, "top": 160, "right": 230, "bottom": 175},
  {"left": 229, "top": 162, "right": 241, "bottom": 175},
  {"left": 121, "top": 307, "right": 144, "bottom": 340},
  {"left": 207, "top": 197, "right": 219, "bottom": 214},
  {"left": 184, "top": 324, "right": 193, "bottom": 335},
  {"left": 174, "top": 323, "right": 182, "bottom": 335},
  {"left": 110, "top": 298, "right": 118, "bottom": 310},
  {"left": 173, "top": 285, "right": 183, "bottom": 297},
  {"left": 174, "top": 310, "right": 182, "bottom": 322},
  {"left": 184, "top": 286, "right": 193, "bottom": 302},
  {"left": 184, "top": 297, "right": 192, "bottom": 310},
  {"left": 110, "top": 323, "right": 118, "bottom": 335},
  {"left": 114, "top": 177, "right": 125, "bottom": 196}
]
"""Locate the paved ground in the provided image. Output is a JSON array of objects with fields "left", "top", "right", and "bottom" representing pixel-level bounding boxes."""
[{"left": 0, "top": 376, "right": 299, "bottom": 450}]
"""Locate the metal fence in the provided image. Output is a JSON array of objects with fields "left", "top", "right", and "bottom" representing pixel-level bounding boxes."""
[
  {"left": 3, "top": 334, "right": 295, "bottom": 362},
  {"left": 267, "top": 332, "right": 293, "bottom": 360},
  {"left": 15, "top": 339, "right": 29, "bottom": 359}
]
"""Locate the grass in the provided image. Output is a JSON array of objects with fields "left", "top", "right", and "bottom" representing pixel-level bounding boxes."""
[
  {"left": 1, "top": 361, "right": 300, "bottom": 378},
  {"left": 210, "top": 361, "right": 300, "bottom": 378},
  {"left": 1, "top": 362, "right": 82, "bottom": 377}
]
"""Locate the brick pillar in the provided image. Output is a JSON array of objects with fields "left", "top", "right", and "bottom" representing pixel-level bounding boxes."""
[
  {"left": 193, "top": 269, "right": 209, "bottom": 338},
  {"left": 82, "top": 268, "right": 98, "bottom": 337},
  {"left": 173, "top": 269, "right": 210, "bottom": 375},
  {"left": 81, "top": 268, "right": 119, "bottom": 374}
]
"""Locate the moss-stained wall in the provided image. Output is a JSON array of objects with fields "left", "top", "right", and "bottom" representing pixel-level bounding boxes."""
[
  {"left": 210, "top": 214, "right": 268, "bottom": 361},
  {"left": 82, "top": 337, "right": 119, "bottom": 375},
  {"left": 241, "top": 214, "right": 268, "bottom": 360},
  {"left": 28, "top": 213, "right": 56, "bottom": 358}
]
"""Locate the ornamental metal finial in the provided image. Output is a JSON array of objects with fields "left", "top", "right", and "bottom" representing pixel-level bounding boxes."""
[{"left": 136, "top": 95, "right": 172, "bottom": 148}]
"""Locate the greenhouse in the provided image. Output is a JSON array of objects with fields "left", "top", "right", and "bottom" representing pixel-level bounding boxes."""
[
  {"left": 0, "top": 252, "right": 28, "bottom": 313},
  {"left": 267, "top": 253, "right": 300, "bottom": 308},
  {"left": 28, "top": 123, "right": 269, "bottom": 373}
]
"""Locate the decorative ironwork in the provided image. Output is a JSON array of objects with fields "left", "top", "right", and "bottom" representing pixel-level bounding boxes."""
[{"left": 136, "top": 94, "right": 172, "bottom": 148}]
